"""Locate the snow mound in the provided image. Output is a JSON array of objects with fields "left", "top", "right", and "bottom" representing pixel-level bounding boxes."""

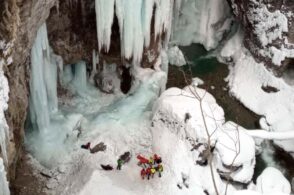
[
  {"left": 256, "top": 167, "right": 291, "bottom": 195},
  {"left": 167, "top": 46, "right": 186, "bottom": 66},
  {"left": 152, "top": 87, "right": 225, "bottom": 143},
  {"left": 216, "top": 121, "right": 255, "bottom": 183}
]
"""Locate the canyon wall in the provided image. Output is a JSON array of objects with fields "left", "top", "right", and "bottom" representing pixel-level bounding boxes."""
[{"left": 228, "top": 0, "right": 294, "bottom": 73}]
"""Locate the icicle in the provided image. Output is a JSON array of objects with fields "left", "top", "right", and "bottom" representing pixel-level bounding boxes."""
[
  {"left": 154, "top": 0, "right": 174, "bottom": 47},
  {"left": 29, "top": 23, "right": 58, "bottom": 134},
  {"left": 72, "top": 61, "right": 88, "bottom": 91},
  {"left": 95, "top": 0, "right": 176, "bottom": 66},
  {"left": 0, "top": 158, "right": 10, "bottom": 195},
  {"left": 95, "top": 0, "right": 115, "bottom": 52},
  {"left": 143, "top": 0, "right": 155, "bottom": 48},
  {"left": 92, "top": 49, "right": 97, "bottom": 75}
]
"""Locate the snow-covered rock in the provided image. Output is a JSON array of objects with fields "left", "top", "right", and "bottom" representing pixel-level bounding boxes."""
[
  {"left": 256, "top": 167, "right": 291, "bottom": 195},
  {"left": 221, "top": 29, "right": 294, "bottom": 155},
  {"left": 167, "top": 46, "right": 186, "bottom": 66},
  {"left": 192, "top": 78, "right": 204, "bottom": 87},
  {"left": 216, "top": 121, "right": 255, "bottom": 184},
  {"left": 152, "top": 86, "right": 256, "bottom": 185},
  {"left": 95, "top": 63, "right": 121, "bottom": 94},
  {"left": 152, "top": 87, "right": 225, "bottom": 143},
  {"left": 228, "top": 0, "right": 294, "bottom": 68}
]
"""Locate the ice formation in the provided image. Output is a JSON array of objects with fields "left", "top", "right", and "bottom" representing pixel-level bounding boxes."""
[
  {"left": 0, "top": 70, "right": 9, "bottom": 164},
  {"left": 171, "top": 0, "right": 232, "bottom": 50},
  {"left": 27, "top": 23, "right": 86, "bottom": 166},
  {"left": 95, "top": 0, "right": 175, "bottom": 65},
  {"left": 29, "top": 23, "right": 58, "bottom": 135},
  {"left": 0, "top": 158, "right": 10, "bottom": 195}
]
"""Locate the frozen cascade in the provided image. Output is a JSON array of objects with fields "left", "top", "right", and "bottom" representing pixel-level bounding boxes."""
[
  {"left": 29, "top": 23, "right": 58, "bottom": 135},
  {"left": 90, "top": 50, "right": 98, "bottom": 83},
  {"left": 0, "top": 70, "right": 9, "bottom": 164},
  {"left": 72, "top": 61, "right": 88, "bottom": 94},
  {"left": 95, "top": 0, "right": 175, "bottom": 65},
  {"left": 95, "top": 0, "right": 115, "bottom": 53},
  {"left": 172, "top": 0, "right": 232, "bottom": 50},
  {"left": 0, "top": 158, "right": 10, "bottom": 195}
]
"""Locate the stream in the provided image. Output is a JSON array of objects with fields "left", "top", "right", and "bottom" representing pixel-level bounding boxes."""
[{"left": 167, "top": 43, "right": 294, "bottom": 183}]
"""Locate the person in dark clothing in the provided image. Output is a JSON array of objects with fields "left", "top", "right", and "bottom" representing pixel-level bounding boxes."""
[
  {"left": 117, "top": 159, "right": 123, "bottom": 170},
  {"left": 146, "top": 167, "right": 151, "bottom": 180},
  {"left": 81, "top": 142, "right": 91, "bottom": 150}
]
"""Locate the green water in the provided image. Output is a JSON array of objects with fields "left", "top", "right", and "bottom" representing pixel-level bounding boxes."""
[
  {"left": 168, "top": 43, "right": 260, "bottom": 129},
  {"left": 180, "top": 44, "right": 219, "bottom": 76}
]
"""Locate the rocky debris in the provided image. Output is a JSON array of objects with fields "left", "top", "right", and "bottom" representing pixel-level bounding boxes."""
[
  {"left": 40, "top": 171, "right": 53, "bottom": 179},
  {"left": 58, "top": 165, "right": 67, "bottom": 174},
  {"left": 261, "top": 85, "right": 280, "bottom": 93},
  {"left": 90, "top": 142, "right": 107, "bottom": 154},
  {"left": 101, "top": 164, "right": 113, "bottom": 171},
  {"left": 191, "top": 143, "right": 214, "bottom": 166},
  {"left": 94, "top": 63, "right": 121, "bottom": 94}
]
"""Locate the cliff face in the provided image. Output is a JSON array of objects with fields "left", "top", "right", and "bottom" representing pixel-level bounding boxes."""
[
  {"left": 0, "top": 0, "right": 57, "bottom": 179},
  {"left": 228, "top": 0, "right": 294, "bottom": 74},
  {"left": 0, "top": 0, "right": 164, "bottom": 180}
]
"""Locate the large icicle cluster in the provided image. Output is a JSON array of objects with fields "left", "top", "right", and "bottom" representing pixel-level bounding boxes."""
[
  {"left": 29, "top": 23, "right": 58, "bottom": 135},
  {"left": 95, "top": 0, "right": 175, "bottom": 65},
  {"left": 171, "top": 0, "right": 232, "bottom": 50}
]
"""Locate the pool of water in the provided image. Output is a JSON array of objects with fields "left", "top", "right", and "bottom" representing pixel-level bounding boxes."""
[{"left": 167, "top": 43, "right": 260, "bottom": 129}]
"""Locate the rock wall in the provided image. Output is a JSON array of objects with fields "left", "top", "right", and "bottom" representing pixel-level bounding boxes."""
[
  {"left": 228, "top": 0, "right": 294, "bottom": 74},
  {"left": 0, "top": 0, "right": 58, "bottom": 180},
  {"left": 0, "top": 0, "right": 164, "bottom": 180}
]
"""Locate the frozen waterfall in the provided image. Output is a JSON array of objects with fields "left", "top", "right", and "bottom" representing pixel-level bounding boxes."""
[
  {"left": 29, "top": 23, "right": 58, "bottom": 135},
  {"left": 172, "top": 0, "right": 232, "bottom": 50},
  {"left": 95, "top": 0, "right": 175, "bottom": 65}
]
